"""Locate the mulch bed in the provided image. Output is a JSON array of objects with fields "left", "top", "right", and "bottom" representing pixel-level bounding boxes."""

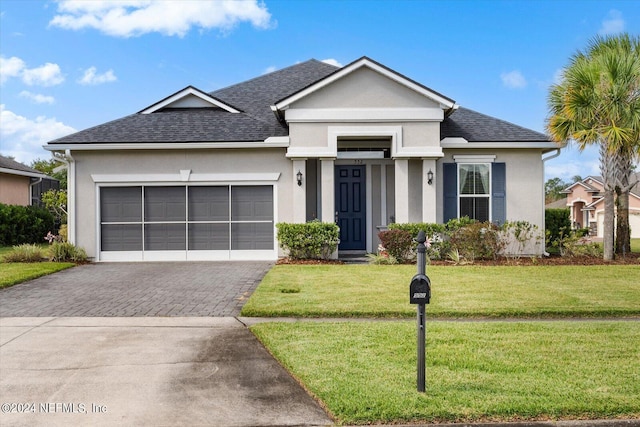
[{"left": 277, "top": 253, "right": 640, "bottom": 266}]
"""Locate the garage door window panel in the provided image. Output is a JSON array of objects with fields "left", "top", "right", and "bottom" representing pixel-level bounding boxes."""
[{"left": 188, "top": 223, "right": 229, "bottom": 250}]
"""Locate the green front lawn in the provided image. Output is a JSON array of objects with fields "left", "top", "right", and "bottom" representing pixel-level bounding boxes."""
[
  {"left": 240, "top": 264, "right": 640, "bottom": 318},
  {"left": 0, "top": 262, "right": 74, "bottom": 289},
  {"left": 252, "top": 320, "right": 640, "bottom": 424},
  {"left": 632, "top": 239, "right": 640, "bottom": 253},
  {"left": 1, "top": 245, "right": 74, "bottom": 288}
]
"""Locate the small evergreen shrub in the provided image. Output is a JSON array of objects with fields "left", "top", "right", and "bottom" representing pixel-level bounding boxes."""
[
  {"left": 551, "top": 230, "right": 603, "bottom": 257},
  {"left": 276, "top": 221, "right": 339, "bottom": 260},
  {"left": 378, "top": 229, "right": 414, "bottom": 263},
  {"left": 449, "top": 221, "right": 503, "bottom": 261},
  {"left": 49, "top": 242, "right": 88, "bottom": 262},
  {"left": 388, "top": 222, "right": 447, "bottom": 260},
  {"left": 3, "top": 244, "right": 47, "bottom": 263},
  {"left": 545, "top": 208, "right": 571, "bottom": 247}
]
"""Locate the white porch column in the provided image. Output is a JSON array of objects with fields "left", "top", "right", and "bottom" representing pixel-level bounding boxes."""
[
  {"left": 292, "top": 159, "right": 307, "bottom": 223},
  {"left": 394, "top": 158, "right": 409, "bottom": 223},
  {"left": 422, "top": 158, "right": 437, "bottom": 223},
  {"left": 320, "top": 158, "right": 335, "bottom": 223}
]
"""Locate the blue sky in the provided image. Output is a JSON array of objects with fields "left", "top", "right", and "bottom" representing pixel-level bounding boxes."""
[{"left": 1, "top": 0, "right": 638, "bottom": 182}]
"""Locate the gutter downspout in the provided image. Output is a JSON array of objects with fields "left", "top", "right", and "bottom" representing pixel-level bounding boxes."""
[
  {"left": 541, "top": 148, "right": 562, "bottom": 256},
  {"left": 29, "top": 177, "right": 43, "bottom": 205}
]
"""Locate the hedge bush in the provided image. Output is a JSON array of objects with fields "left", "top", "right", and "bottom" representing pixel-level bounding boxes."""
[
  {"left": 545, "top": 208, "right": 571, "bottom": 246},
  {"left": 449, "top": 221, "right": 503, "bottom": 261},
  {"left": 378, "top": 229, "right": 414, "bottom": 263},
  {"left": 0, "top": 203, "right": 55, "bottom": 246},
  {"left": 276, "top": 221, "right": 339, "bottom": 260}
]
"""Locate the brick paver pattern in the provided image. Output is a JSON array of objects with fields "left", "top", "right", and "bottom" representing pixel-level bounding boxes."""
[{"left": 0, "top": 262, "right": 273, "bottom": 317}]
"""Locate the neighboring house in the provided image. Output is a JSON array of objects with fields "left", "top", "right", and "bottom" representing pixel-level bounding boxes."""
[
  {"left": 561, "top": 174, "right": 640, "bottom": 238},
  {"left": 45, "top": 57, "right": 559, "bottom": 261},
  {"left": 0, "top": 155, "right": 59, "bottom": 206}
]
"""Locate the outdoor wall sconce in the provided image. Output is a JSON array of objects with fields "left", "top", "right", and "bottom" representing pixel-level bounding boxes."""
[
  {"left": 427, "top": 169, "right": 434, "bottom": 185},
  {"left": 296, "top": 170, "right": 303, "bottom": 186}
]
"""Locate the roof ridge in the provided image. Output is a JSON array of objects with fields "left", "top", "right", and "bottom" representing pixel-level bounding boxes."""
[{"left": 209, "top": 59, "right": 338, "bottom": 96}]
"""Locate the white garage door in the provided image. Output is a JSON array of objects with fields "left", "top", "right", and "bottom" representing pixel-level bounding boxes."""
[
  {"left": 596, "top": 209, "right": 640, "bottom": 239},
  {"left": 99, "top": 185, "right": 276, "bottom": 261}
]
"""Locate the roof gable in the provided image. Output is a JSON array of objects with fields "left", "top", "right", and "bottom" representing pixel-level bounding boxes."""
[
  {"left": 140, "top": 86, "right": 241, "bottom": 114},
  {"left": 273, "top": 56, "right": 456, "bottom": 113}
]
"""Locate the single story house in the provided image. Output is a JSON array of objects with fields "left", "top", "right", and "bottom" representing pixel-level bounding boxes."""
[
  {"left": 0, "top": 155, "right": 59, "bottom": 207},
  {"left": 561, "top": 174, "right": 640, "bottom": 238},
  {"left": 45, "top": 56, "right": 559, "bottom": 261}
]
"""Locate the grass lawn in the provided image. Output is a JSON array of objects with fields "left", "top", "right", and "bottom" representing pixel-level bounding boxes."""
[
  {"left": 632, "top": 238, "right": 640, "bottom": 253},
  {"left": 0, "top": 246, "right": 74, "bottom": 289},
  {"left": 252, "top": 320, "right": 640, "bottom": 424},
  {"left": 240, "top": 264, "right": 640, "bottom": 318}
]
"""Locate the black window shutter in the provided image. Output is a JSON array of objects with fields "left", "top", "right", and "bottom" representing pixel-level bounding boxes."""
[
  {"left": 492, "top": 162, "right": 506, "bottom": 225},
  {"left": 443, "top": 163, "right": 457, "bottom": 222}
]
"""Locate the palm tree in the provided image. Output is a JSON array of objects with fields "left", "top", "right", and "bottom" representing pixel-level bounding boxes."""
[{"left": 546, "top": 33, "right": 640, "bottom": 260}]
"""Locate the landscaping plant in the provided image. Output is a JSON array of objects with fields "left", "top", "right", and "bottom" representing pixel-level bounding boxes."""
[{"left": 276, "top": 221, "right": 339, "bottom": 260}]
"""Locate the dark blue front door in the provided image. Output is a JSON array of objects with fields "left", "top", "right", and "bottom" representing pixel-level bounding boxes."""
[{"left": 335, "top": 165, "right": 366, "bottom": 250}]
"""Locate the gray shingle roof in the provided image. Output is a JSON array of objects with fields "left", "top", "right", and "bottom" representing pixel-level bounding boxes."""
[
  {"left": 49, "top": 59, "right": 338, "bottom": 145},
  {"left": 48, "top": 58, "right": 549, "bottom": 145},
  {"left": 0, "top": 155, "right": 46, "bottom": 176},
  {"left": 441, "top": 107, "right": 550, "bottom": 142}
]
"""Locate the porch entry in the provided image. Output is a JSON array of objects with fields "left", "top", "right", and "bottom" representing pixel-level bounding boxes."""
[{"left": 335, "top": 165, "right": 366, "bottom": 250}]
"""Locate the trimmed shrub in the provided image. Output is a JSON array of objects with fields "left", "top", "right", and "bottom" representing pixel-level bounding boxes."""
[
  {"left": 3, "top": 244, "right": 47, "bottom": 263},
  {"left": 49, "top": 242, "right": 87, "bottom": 262},
  {"left": 276, "top": 221, "right": 339, "bottom": 260},
  {"left": 388, "top": 222, "right": 448, "bottom": 260},
  {"left": 378, "top": 229, "right": 414, "bottom": 263},
  {"left": 449, "top": 221, "right": 503, "bottom": 261},
  {"left": 0, "top": 203, "right": 55, "bottom": 246},
  {"left": 545, "top": 208, "right": 571, "bottom": 247}
]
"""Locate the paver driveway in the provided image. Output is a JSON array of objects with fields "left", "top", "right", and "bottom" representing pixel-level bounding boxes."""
[{"left": 0, "top": 262, "right": 273, "bottom": 317}]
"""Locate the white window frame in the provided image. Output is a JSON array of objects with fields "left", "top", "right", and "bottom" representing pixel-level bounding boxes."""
[{"left": 457, "top": 163, "right": 492, "bottom": 222}]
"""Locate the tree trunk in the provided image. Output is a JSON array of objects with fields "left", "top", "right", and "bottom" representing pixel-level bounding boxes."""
[
  {"left": 603, "top": 189, "right": 616, "bottom": 261},
  {"left": 599, "top": 145, "right": 616, "bottom": 261},
  {"left": 615, "top": 189, "right": 631, "bottom": 256}
]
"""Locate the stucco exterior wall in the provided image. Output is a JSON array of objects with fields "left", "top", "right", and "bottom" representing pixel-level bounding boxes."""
[
  {"left": 292, "top": 67, "right": 440, "bottom": 109},
  {"left": 71, "top": 148, "right": 294, "bottom": 258},
  {"left": 437, "top": 149, "right": 546, "bottom": 229},
  {"left": 0, "top": 173, "right": 30, "bottom": 206},
  {"left": 288, "top": 121, "right": 440, "bottom": 150}
]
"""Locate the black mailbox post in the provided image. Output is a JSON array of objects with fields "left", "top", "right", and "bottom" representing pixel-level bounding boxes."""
[{"left": 410, "top": 231, "right": 430, "bottom": 392}]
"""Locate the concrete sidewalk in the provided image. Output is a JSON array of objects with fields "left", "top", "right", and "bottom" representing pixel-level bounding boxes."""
[{"left": 0, "top": 317, "right": 332, "bottom": 427}]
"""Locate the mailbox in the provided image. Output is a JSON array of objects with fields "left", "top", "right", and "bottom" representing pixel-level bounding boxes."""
[{"left": 409, "top": 274, "right": 431, "bottom": 304}]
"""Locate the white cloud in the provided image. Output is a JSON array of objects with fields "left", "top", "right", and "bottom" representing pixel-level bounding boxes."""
[
  {"left": 500, "top": 70, "right": 527, "bottom": 89},
  {"left": 0, "top": 104, "right": 76, "bottom": 164},
  {"left": 78, "top": 66, "right": 117, "bottom": 85},
  {"left": 21, "top": 62, "right": 65, "bottom": 86},
  {"left": 545, "top": 145, "right": 601, "bottom": 181},
  {"left": 49, "top": 0, "right": 273, "bottom": 38},
  {"left": 263, "top": 65, "right": 277, "bottom": 74},
  {"left": 19, "top": 91, "right": 55, "bottom": 105},
  {"left": 1, "top": 56, "right": 65, "bottom": 87},
  {"left": 599, "top": 9, "right": 625, "bottom": 35},
  {"left": 0, "top": 56, "right": 26, "bottom": 84},
  {"left": 321, "top": 58, "right": 343, "bottom": 67}
]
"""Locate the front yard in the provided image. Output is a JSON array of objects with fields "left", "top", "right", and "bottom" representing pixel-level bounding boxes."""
[
  {"left": 244, "top": 263, "right": 640, "bottom": 425},
  {"left": 240, "top": 264, "right": 640, "bottom": 318},
  {"left": 0, "top": 246, "right": 74, "bottom": 289}
]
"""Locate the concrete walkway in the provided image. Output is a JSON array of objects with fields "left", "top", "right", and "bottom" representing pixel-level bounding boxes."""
[{"left": 0, "top": 317, "right": 332, "bottom": 427}]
